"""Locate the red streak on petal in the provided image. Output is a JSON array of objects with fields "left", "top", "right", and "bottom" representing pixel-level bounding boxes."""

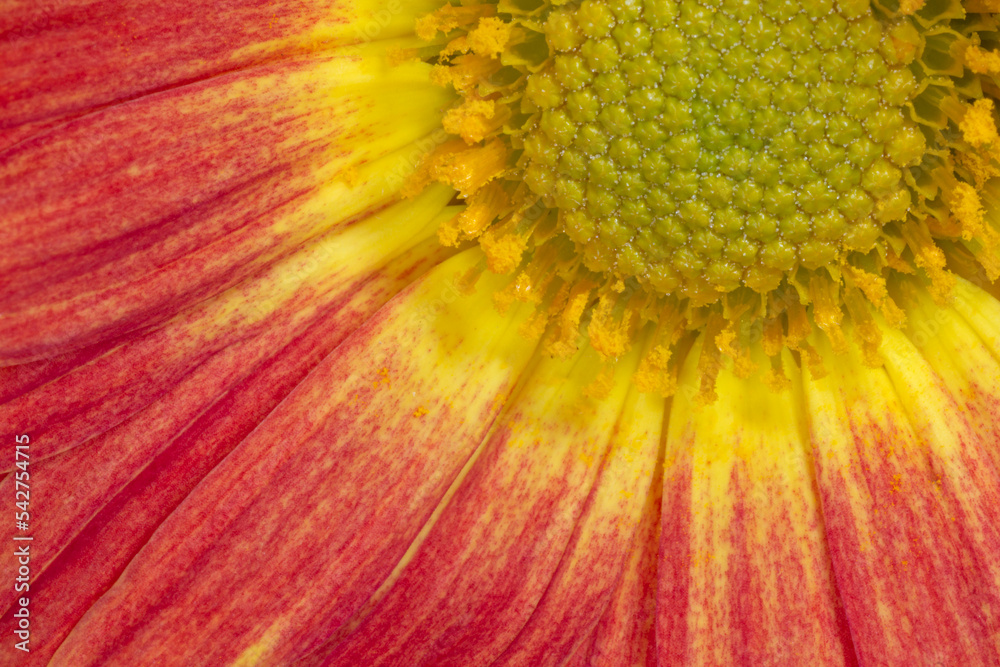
[
  {"left": 1, "top": 52, "right": 435, "bottom": 362},
  {"left": 0, "top": 280, "right": 375, "bottom": 664},
  {"left": 588, "top": 453, "right": 663, "bottom": 667},
  {"left": 814, "top": 405, "right": 1000, "bottom": 666},
  {"left": 1, "top": 0, "right": 353, "bottom": 149},
  {"left": 319, "top": 352, "right": 637, "bottom": 666},
  {"left": 657, "top": 451, "right": 695, "bottom": 664},
  {"left": 0, "top": 233, "right": 452, "bottom": 631}
]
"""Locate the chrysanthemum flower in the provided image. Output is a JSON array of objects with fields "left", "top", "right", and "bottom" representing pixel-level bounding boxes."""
[{"left": 3, "top": 0, "right": 1000, "bottom": 664}]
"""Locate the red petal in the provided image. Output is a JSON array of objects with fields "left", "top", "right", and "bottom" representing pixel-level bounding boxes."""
[
  {"left": 493, "top": 392, "right": 664, "bottom": 665},
  {"left": 586, "top": 451, "right": 663, "bottom": 667},
  {"left": 0, "top": 189, "right": 457, "bottom": 663},
  {"left": 49, "top": 249, "right": 540, "bottom": 665},
  {"left": 1, "top": 46, "right": 448, "bottom": 361},
  {"left": 1, "top": 0, "right": 440, "bottom": 148},
  {"left": 806, "top": 289, "right": 1000, "bottom": 665},
  {"left": 0, "top": 187, "right": 455, "bottom": 464}
]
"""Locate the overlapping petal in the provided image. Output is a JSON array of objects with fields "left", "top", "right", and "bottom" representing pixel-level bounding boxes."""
[
  {"left": 319, "top": 330, "right": 662, "bottom": 666},
  {"left": 1, "top": 41, "right": 450, "bottom": 362},
  {"left": 0, "top": 185, "right": 458, "bottom": 663},
  {"left": 493, "top": 389, "right": 663, "bottom": 666},
  {"left": 803, "top": 286, "right": 1000, "bottom": 666},
  {"left": 50, "top": 249, "right": 541, "bottom": 665},
  {"left": 577, "top": 448, "right": 664, "bottom": 666},
  {"left": 1, "top": 0, "right": 440, "bottom": 148}
]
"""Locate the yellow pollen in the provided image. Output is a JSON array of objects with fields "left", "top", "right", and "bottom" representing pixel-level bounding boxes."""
[
  {"left": 897, "top": 0, "right": 925, "bottom": 15},
  {"left": 443, "top": 97, "right": 503, "bottom": 145},
  {"left": 960, "top": 99, "right": 999, "bottom": 148},
  {"left": 468, "top": 16, "right": 514, "bottom": 58},
  {"left": 964, "top": 45, "right": 1000, "bottom": 75}
]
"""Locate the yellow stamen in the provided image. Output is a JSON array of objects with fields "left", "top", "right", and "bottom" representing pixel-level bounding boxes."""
[
  {"left": 467, "top": 17, "right": 513, "bottom": 58},
  {"left": 965, "top": 45, "right": 1000, "bottom": 75},
  {"left": 960, "top": 99, "right": 999, "bottom": 148},
  {"left": 415, "top": 4, "right": 495, "bottom": 41},
  {"left": 442, "top": 95, "right": 511, "bottom": 145}
]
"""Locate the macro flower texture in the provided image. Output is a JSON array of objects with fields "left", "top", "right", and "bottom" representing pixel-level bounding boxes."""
[{"left": 3, "top": 0, "right": 1000, "bottom": 664}]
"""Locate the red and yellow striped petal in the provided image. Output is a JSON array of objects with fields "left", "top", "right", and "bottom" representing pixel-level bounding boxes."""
[
  {"left": 804, "top": 282, "right": 1000, "bottom": 665},
  {"left": 0, "top": 187, "right": 458, "bottom": 663},
  {"left": 1, "top": 43, "right": 449, "bottom": 361},
  {"left": 0, "top": 185, "right": 456, "bottom": 464},
  {"left": 658, "top": 342, "right": 854, "bottom": 666},
  {"left": 492, "top": 384, "right": 664, "bottom": 665},
  {"left": 49, "top": 249, "right": 540, "bottom": 666},
  {"left": 1, "top": 0, "right": 440, "bottom": 148},
  {"left": 319, "top": 335, "right": 657, "bottom": 666},
  {"left": 586, "top": 452, "right": 663, "bottom": 667},
  {"left": 0, "top": 238, "right": 444, "bottom": 664}
]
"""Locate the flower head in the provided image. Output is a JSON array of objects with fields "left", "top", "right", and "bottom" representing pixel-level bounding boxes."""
[{"left": 1, "top": 0, "right": 999, "bottom": 665}]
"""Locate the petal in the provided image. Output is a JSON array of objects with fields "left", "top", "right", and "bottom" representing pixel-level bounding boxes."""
[
  {"left": 1, "top": 0, "right": 441, "bottom": 148},
  {"left": 657, "top": 341, "right": 855, "bottom": 666},
  {"left": 804, "top": 285, "right": 1000, "bottom": 664},
  {"left": 493, "top": 384, "right": 665, "bottom": 665},
  {"left": 0, "top": 186, "right": 457, "bottom": 660},
  {"left": 919, "top": 277, "right": 1000, "bottom": 471},
  {"left": 1, "top": 43, "right": 450, "bottom": 361},
  {"left": 1, "top": 185, "right": 456, "bottom": 464},
  {"left": 321, "top": 335, "right": 653, "bottom": 666},
  {"left": 51, "top": 248, "right": 540, "bottom": 666},
  {"left": 0, "top": 244, "right": 435, "bottom": 664},
  {"left": 564, "top": 638, "right": 599, "bottom": 667},
  {"left": 585, "top": 450, "right": 664, "bottom": 667}
]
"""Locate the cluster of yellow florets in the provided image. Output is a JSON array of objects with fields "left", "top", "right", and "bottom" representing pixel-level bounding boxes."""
[
  {"left": 411, "top": 0, "right": 1000, "bottom": 397},
  {"left": 523, "top": 0, "right": 927, "bottom": 303}
]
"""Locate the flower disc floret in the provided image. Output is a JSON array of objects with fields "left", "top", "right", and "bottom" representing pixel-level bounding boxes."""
[{"left": 522, "top": 0, "right": 924, "bottom": 301}]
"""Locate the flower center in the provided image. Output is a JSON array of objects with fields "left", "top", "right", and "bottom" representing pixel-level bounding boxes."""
[
  {"left": 523, "top": 0, "right": 924, "bottom": 302},
  {"left": 411, "top": 0, "right": 1000, "bottom": 397}
]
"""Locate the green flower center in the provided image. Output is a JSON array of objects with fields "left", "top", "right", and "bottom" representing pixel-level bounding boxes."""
[{"left": 521, "top": 0, "right": 926, "bottom": 301}]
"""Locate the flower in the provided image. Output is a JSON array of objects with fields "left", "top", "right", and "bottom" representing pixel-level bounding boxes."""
[{"left": 2, "top": 0, "right": 1000, "bottom": 665}]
